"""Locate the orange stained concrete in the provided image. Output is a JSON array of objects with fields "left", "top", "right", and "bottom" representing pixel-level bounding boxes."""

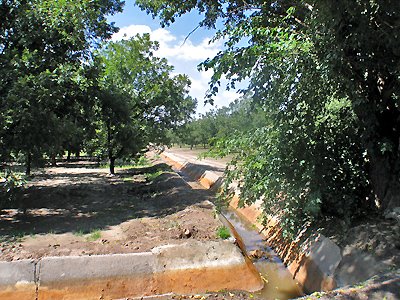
[
  {"left": 199, "top": 176, "right": 214, "bottom": 189},
  {"left": 37, "top": 264, "right": 262, "bottom": 300},
  {"left": 229, "top": 195, "right": 336, "bottom": 293},
  {"left": 161, "top": 151, "right": 338, "bottom": 294},
  {"left": 0, "top": 286, "right": 36, "bottom": 300}
]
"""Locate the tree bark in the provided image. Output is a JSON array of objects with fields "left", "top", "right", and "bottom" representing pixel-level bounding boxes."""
[
  {"left": 67, "top": 150, "right": 71, "bottom": 162},
  {"left": 352, "top": 76, "right": 400, "bottom": 211},
  {"left": 25, "top": 152, "right": 31, "bottom": 176},
  {"left": 369, "top": 151, "right": 400, "bottom": 210},
  {"left": 51, "top": 154, "right": 56, "bottom": 167},
  {"left": 107, "top": 118, "right": 115, "bottom": 175},
  {"left": 109, "top": 157, "right": 115, "bottom": 175}
]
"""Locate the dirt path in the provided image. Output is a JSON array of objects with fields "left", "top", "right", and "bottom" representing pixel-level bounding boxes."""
[{"left": 0, "top": 158, "right": 222, "bottom": 261}]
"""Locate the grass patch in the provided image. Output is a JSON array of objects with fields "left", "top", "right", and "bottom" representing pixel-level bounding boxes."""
[
  {"left": 216, "top": 226, "right": 231, "bottom": 239},
  {"left": 98, "top": 156, "right": 150, "bottom": 169},
  {"left": 99, "top": 164, "right": 136, "bottom": 169},
  {"left": 73, "top": 230, "right": 85, "bottom": 237},
  {"left": 86, "top": 229, "right": 101, "bottom": 241},
  {"left": 145, "top": 170, "right": 165, "bottom": 182},
  {"left": 6, "top": 230, "right": 27, "bottom": 242}
]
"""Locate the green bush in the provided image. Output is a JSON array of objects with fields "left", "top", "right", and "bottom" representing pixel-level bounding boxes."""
[
  {"left": 216, "top": 226, "right": 231, "bottom": 239},
  {"left": 0, "top": 170, "right": 25, "bottom": 209}
]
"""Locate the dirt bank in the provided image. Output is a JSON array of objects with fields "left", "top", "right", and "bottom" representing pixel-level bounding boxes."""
[{"left": 0, "top": 159, "right": 222, "bottom": 261}]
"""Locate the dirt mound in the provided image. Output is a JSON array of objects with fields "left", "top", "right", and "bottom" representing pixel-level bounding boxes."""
[{"left": 0, "top": 162, "right": 221, "bottom": 261}]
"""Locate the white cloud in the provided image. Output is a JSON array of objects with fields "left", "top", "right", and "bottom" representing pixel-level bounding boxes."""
[
  {"left": 111, "top": 24, "right": 239, "bottom": 115},
  {"left": 112, "top": 24, "right": 152, "bottom": 41},
  {"left": 152, "top": 28, "right": 176, "bottom": 43},
  {"left": 112, "top": 25, "right": 221, "bottom": 62}
]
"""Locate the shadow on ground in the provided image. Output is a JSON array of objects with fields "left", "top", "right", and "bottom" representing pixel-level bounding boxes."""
[{"left": 0, "top": 162, "right": 215, "bottom": 238}]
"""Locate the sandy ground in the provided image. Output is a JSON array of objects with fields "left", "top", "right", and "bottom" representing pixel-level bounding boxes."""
[{"left": 0, "top": 158, "right": 222, "bottom": 261}]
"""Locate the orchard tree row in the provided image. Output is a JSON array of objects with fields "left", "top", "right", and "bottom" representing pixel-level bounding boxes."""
[
  {"left": 148, "top": 0, "right": 400, "bottom": 236},
  {"left": 169, "top": 96, "right": 266, "bottom": 149},
  {"left": 0, "top": 0, "right": 196, "bottom": 176}
]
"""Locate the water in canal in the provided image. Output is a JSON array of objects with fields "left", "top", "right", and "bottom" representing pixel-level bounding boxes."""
[{"left": 221, "top": 208, "right": 303, "bottom": 299}]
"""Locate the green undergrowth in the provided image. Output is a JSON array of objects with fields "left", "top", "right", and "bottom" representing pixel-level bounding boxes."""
[
  {"left": 145, "top": 170, "right": 165, "bottom": 182},
  {"left": 99, "top": 156, "right": 150, "bottom": 169},
  {"left": 86, "top": 229, "right": 101, "bottom": 241},
  {"left": 216, "top": 226, "right": 231, "bottom": 239}
]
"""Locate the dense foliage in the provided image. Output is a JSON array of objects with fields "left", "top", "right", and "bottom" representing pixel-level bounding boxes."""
[
  {"left": 0, "top": 0, "right": 124, "bottom": 174},
  {"left": 138, "top": 0, "right": 400, "bottom": 236},
  {"left": 0, "top": 1, "right": 196, "bottom": 177},
  {"left": 92, "top": 35, "right": 196, "bottom": 174}
]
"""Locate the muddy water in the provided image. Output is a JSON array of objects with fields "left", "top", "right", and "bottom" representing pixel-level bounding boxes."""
[
  {"left": 174, "top": 169, "right": 303, "bottom": 299},
  {"left": 221, "top": 209, "right": 303, "bottom": 299}
]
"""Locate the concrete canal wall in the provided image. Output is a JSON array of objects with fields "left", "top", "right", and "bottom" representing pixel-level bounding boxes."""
[
  {"left": 0, "top": 241, "right": 263, "bottom": 300},
  {"left": 161, "top": 151, "right": 342, "bottom": 294}
]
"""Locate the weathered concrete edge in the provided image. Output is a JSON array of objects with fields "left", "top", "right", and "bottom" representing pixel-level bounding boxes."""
[
  {"left": 0, "top": 240, "right": 263, "bottom": 299},
  {"left": 161, "top": 151, "right": 342, "bottom": 293}
]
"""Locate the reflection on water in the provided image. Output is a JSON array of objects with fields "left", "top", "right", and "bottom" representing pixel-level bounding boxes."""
[{"left": 222, "top": 209, "right": 303, "bottom": 299}]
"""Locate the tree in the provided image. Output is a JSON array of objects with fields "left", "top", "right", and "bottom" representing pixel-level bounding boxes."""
[
  {"left": 136, "top": 0, "right": 400, "bottom": 234},
  {"left": 93, "top": 35, "right": 196, "bottom": 174},
  {"left": 0, "top": 0, "right": 124, "bottom": 174}
]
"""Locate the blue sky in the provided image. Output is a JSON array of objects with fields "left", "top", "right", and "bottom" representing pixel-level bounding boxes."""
[{"left": 107, "top": 0, "right": 241, "bottom": 115}]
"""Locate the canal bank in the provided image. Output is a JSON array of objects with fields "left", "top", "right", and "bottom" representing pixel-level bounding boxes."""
[{"left": 161, "top": 149, "right": 399, "bottom": 298}]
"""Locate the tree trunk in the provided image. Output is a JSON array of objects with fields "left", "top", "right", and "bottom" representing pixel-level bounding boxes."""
[
  {"left": 75, "top": 150, "right": 80, "bottom": 158},
  {"left": 51, "top": 154, "right": 56, "bottom": 167},
  {"left": 369, "top": 153, "right": 400, "bottom": 210},
  {"left": 351, "top": 76, "right": 400, "bottom": 211},
  {"left": 109, "top": 157, "right": 115, "bottom": 175},
  {"left": 25, "top": 152, "right": 31, "bottom": 176},
  {"left": 107, "top": 118, "right": 115, "bottom": 175},
  {"left": 67, "top": 150, "right": 71, "bottom": 162}
]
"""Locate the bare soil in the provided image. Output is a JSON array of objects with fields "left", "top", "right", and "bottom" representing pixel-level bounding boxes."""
[
  {"left": 317, "top": 215, "right": 400, "bottom": 268},
  {"left": 0, "top": 157, "right": 221, "bottom": 261}
]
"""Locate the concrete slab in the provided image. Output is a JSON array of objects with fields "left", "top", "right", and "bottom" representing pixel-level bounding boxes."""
[
  {"left": 308, "top": 234, "right": 342, "bottom": 277},
  {"left": 38, "top": 253, "right": 157, "bottom": 300},
  {"left": 152, "top": 240, "right": 245, "bottom": 271},
  {"left": 35, "top": 241, "right": 262, "bottom": 299},
  {"left": 0, "top": 260, "right": 36, "bottom": 300},
  {"left": 38, "top": 252, "right": 156, "bottom": 284},
  {"left": 335, "top": 249, "right": 389, "bottom": 286},
  {"left": 152, "top": 240, "right": 263, "bottom": 294}
]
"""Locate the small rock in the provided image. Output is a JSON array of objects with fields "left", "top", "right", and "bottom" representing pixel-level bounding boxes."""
[
  {"left": 248, "top": 249, "right": 265, "bottom": 259},
  {"left": 385, "top": 207, "right": 400, "bottom": 223},
  {"left": 184, "top": 229, "right": 191, "bottom": 238}
]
